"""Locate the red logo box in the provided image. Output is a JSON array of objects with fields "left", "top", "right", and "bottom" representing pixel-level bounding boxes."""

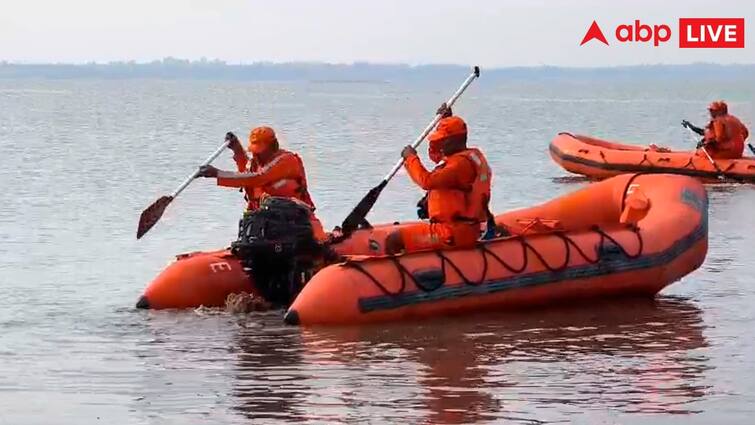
[{"left": 679, "top": 18, "right": 745, "bottom": 48}]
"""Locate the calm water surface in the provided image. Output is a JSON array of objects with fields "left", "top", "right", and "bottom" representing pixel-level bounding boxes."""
[{"left": 1, "top": 78, "right": 754, "bottom": 424}]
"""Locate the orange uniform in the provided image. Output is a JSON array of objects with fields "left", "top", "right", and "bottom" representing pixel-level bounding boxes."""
[
  {"left": 216, "top": 127, "right": 325, "bottom": 240},
  {"left": 702, "top": 114, "right": 749, "bottom": 159},
  {"left": 400, "top": 147, "right": 492, "bottom": 252},
  {"left": 220, "top": 148, "right": 315, "bottom": 211}
]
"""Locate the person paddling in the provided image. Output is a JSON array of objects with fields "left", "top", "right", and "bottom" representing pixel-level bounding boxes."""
[
  {"left": 385, "top": 105, "right": 494, "bottom": 254},
  {"left": 416, "top": 103, "right": 453, "bottom": 219},
  {"left": 197, "top": 127, "right": 326, "bottom": 240},
  {"left": 683, "top": 101, "right": 750, "bottom": 159}
]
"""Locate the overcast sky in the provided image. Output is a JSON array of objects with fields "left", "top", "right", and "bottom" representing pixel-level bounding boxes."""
[{"left": 1, "top": 0, "right": 753, "bottom": 67}]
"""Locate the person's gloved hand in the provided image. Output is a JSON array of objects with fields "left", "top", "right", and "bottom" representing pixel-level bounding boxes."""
[
  {"left": 328, "top": 226, "right": 344, "bottom": 241},
  {"left": 225, "top": 132, "right": 243, "bottom": 151},
  {"left": 197, "top": 165, "right": 219, "bottom": 178},
  {"left": 401, "top": 145, "right": 417, "bottom": 159},
  {"left": 696, "top": 140, "right": 705, "bottom": 149},
  {"left": 681, "top": 120, "right": 691, "bottom": 129},
  {"left": 436, "top": 102, "right": 452, "bottom": 118}
]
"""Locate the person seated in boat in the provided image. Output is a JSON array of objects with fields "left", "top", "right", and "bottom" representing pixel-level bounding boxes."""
[
  {"left": 682, "top": 101, "right": 750, "bottom": 159},
  {"left": 417, "top": 103, "right": 453, "bottom": 219},
  {"left": 385, "top": 108, "right": 493, "bottom": 254},
  {"left": 197, "top": 127, "right": 326, "bottom": 240}
]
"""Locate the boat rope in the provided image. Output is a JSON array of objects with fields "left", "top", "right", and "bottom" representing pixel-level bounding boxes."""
[
  {"left": 344, "top": 173, "right": 650, "bottom": 297},
  {"left": 638, "top": 153, "right": 652, "bottom": 166},
  {"left": 682, "top": 156, "right": 697, "bottom": 170},
  {"left": 342, "top": 224, "right": 643, "bottom": 297},
  {"left": 620, "top": 172, "right": 648, "bottom": 212},
  {"left": 636, "top": 154, "right": 671, "bottom": 166},
  {"left": 345, "top": 255, "right": 410, "bottom": 296}
]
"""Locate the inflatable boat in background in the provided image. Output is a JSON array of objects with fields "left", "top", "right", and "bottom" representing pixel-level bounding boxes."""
[{"left": 550, "top": 132, "right": 755, "bottom": 181}]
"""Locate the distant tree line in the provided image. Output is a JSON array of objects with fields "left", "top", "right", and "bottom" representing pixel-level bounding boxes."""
[{"left": 0, "top": 58, "right": 753, "bottom": 81}]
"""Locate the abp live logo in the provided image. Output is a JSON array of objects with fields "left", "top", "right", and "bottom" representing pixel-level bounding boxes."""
[
  {"left": 581, "top": 18, "right": 745, "bottom": 48},
  {"left": 680, "top": 18, "right": 744, "bottom": 48}
]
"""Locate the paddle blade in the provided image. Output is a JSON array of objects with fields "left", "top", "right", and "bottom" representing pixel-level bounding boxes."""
[
  {"left": 340, "top": 180, "right": 387, "bottom": 235},
  {"left": 137, "top": 195, "right": 174, "bottom": 239}
]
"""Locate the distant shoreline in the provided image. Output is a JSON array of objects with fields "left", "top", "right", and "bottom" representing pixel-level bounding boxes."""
[{"left": 1, "top": 59, "right": 754, "bottom": 81}]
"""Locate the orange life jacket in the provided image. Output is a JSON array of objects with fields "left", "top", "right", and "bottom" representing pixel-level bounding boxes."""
[
  {"left": 704, "top": 114, "right": 749, "bottom": 159},
  {"left": 245, "top": 150, "right": 314, "bottom": 211},
  {"left": 427, "top": 148, "right": 492, "bottom": 223}
]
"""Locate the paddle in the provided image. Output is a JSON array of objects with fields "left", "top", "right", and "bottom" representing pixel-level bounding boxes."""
[
  {"left": 136, "top": 138, "right": 231, "bottom": 239},
  {"left": 339, "top": 66, "right": 481, "bottom": 236},
  {"left": 698, "top": 143, "right": 726, "bottom": 180},
  {"left": 749, "top": 143, "right": 755, "bottom": 156},
  {"left": 682, "top": 126, "right": 725, "bottom": 180}
]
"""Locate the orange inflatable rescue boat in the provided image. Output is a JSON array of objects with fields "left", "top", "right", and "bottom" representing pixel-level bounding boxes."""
[
  {"left": 550, "top": 133, "right": 755, "bottom": 181},
  {"left": 139, "top": 174, "right": 707, "bottom": 326},
  {"left": 284, "top": 173, "right": 707, "bottom": 326},
  {"left": 137, "top": 223, "right": 403, "bottom": 310}
]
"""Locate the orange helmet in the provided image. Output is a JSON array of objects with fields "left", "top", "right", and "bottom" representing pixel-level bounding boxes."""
[
  {"left": 428, "top": 116, "right": 467, "bottom": 143},
  {"left": 708, "top": 100, "right": 728, "bottom": 115},
  {"left": 248, "top": 126, "right": 277, "bottom": 154},
  {"left": 428, "top": 116, "right": 468, "bottom": 162}
]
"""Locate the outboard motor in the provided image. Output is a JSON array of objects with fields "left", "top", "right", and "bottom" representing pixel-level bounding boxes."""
[{"left": 231, "top": 197, "right": 326, "bottom": 306}]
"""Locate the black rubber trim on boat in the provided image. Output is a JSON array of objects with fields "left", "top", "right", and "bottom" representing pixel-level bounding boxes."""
[
  {"left": 283, "top": 309, "right": 300, "bottom": 325},
  {"left": 135, "top": 295, "right": 150, "bottom": 309}
]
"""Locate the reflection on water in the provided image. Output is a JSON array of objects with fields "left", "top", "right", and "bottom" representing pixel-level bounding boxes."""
[
  {"left": 551, "top": 177, "right": 749, "bottom": 192},
  {"left": 550, "top": 175, "right": 592, "bottom": 185},
  {"left": 230, "top": 297, "right": 709, "bottom": 424},
  {"left": 232, "top": 317, "right": 308, "bottom": 423},
  {"left": 705, "top": 182, "right": 747, "bottom": 193}
]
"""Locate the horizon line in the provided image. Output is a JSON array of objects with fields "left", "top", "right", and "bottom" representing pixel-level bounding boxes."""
[{"left": 2, "top": 59, "right": 755, "bottom": 70}]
